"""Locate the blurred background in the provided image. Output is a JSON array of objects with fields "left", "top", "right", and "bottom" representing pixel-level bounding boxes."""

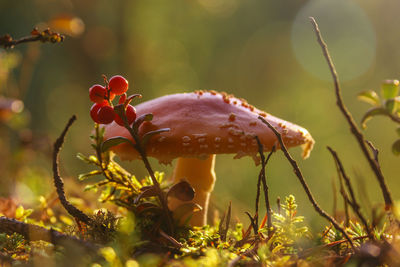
[{"left": 0, "top": 0, "right": 399, "bottom": 229}]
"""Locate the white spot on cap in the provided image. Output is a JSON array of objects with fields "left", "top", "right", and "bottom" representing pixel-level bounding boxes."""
[
  {"left": 193, "top": 133, "right": 207, "bottom": 138},
  {"left": 214, "top": 137, "right": 221, "bottom": 143},
  {"left": 182, "top": 136, "right": 191, "bottom": 142},
  {"left": 229, "top": 128, "right": 243, "bottom": 136}
]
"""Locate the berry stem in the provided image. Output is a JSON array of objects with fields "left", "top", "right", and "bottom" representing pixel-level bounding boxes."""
[{"left": 119, "top": 109, "right": 174, "bottom": 234}]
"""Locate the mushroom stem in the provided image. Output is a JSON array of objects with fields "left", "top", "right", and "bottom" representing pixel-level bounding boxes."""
[{"left": 169, "top": 155, "right": 216, "bottom": 226}]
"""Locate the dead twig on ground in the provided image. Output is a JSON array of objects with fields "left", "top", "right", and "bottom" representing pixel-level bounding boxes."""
[{"left": 0, "top": 216, "right": 98, "bottom": 254}]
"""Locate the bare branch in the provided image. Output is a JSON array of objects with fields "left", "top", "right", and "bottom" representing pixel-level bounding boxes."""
[
  {"left": 309, "top": 17, "right": 393, "bottom": 209},
  {"left": 258, "top": 116, "right": 355, "bottom": 250},
  {"left": 0, "top": 28, "right": 64, "bottom": 49}
]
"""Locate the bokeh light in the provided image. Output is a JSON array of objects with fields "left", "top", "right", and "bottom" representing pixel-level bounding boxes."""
[{"left": 291, "top": 0, "right": 376, "bottom": 81}]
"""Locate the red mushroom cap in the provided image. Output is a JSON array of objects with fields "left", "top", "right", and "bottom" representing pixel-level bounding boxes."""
[{"left": 104, "top": 91, "right": 314, "bottom": 164}]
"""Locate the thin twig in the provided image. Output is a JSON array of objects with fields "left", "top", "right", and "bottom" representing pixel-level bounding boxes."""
[
  {"left": 53, "top": 115, "right": 93, "bottom": 225},
  {"left": 0, "top": 216, "right": 98, "bottom": 254},
  {"left": 219, "top": 202, "right": 232, "bottom": 242},
  {"left": 0, "top": 28, "right": 64, "bottom": 49},
  {"left": 309, "top": 17, "right": 393, "bottom": 209},
  {"left": 258, "top": 116, "right": 355, "bottom": 250},
  {"left": 332, "top": 154, "right": 350, "bottom": 226},
  {"left": 366, "top": 140, "right": 380, "bottom": 168},
  {"left": 159, "top": 229, "right": 183, "bottom": 248},
  {"left": 327, "top": 146, "right": 372, "bottom": 238},
  {"left": 245, "top": 212, "right": 258, "bottom": 235},
  {"left": 299, "top": 235, "right": 369, "bottom": 259},
  {"left": 331, "top": 175, "right": 338, "bottom": 220},
  {"left": 255, "top": 136, "right": 275, "bottom": 235},
  {"left": 228, "top": 240, "right": 259, "bottom": 267}
]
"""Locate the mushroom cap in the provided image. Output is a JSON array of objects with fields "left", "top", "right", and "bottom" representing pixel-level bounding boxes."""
[{"left": 104, "top": 91, "right": 314, "bottom": 164}]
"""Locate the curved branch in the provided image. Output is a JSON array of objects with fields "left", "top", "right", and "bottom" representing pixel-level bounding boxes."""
[{"left": 53, "top": 115, "right": 93, "bottom": 225}]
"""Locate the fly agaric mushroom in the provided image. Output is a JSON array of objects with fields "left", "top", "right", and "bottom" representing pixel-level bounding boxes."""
[{"left": 104, "top": 91, "right": 314, "bottom": 226}]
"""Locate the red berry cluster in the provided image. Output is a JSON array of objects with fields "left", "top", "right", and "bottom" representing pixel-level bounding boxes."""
[{"left": 89, "top": 75, "right": 137, "bottom": 125}]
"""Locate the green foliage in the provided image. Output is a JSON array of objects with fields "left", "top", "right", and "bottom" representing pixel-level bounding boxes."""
[
  {"left": 265, "top": 195, "right": 310, "bottom": 255},
  {"left": 358, "top": 79, "right": 400, "bottom": 155},
  {"left": 0, "top": 233, "right": 29, "bottom": 262}
]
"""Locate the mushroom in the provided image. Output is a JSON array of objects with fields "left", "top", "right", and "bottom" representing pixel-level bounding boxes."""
[{"left": 104, "top": 91, "right": 314, "bottom": 226}]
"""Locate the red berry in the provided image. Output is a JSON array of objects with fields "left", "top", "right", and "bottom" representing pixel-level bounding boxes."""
[
  {"left": 90, "top": 103, "right": 107, "bottom": 123},
  {"left": 89, "top": 84, "right": 115, "bottom": 103},
  {"left": 109, "top": 75, "right": 129, "bottom": 95},
  {"left": 114, "top": 104, "right": 136, "bottom": 126},
  {"left": 89, "top": 85, "right": 107, "bottom": 103},
  {"left": 97, "top": 105, "right": 115, "bottom": 124}
]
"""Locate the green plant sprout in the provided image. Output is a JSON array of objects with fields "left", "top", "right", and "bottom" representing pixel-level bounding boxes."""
[{"left": 358, "top": 79, "right": 400, "bottom": 155}]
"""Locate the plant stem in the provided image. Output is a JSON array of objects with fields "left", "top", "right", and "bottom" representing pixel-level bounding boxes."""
[
  {"left": 258, "top": 116, "right": 355, "bottom": 251},
  {"left": 309, "top": 17, "right": 393, "bottom": 209},
  {"left": 123, "top": 120, "right": 174, "bottom": 234}
]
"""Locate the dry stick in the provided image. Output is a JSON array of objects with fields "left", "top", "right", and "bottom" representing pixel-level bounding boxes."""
[
  {"left": 53, "top": 115, "right": 93, "bottom": 225},
  {"left": 0, "top": 29, "right": 64, "bottom": 49},
  {"left": 331, "top": 175, "right": 338, "bottom": 220},
  {"left": 254, "top": 165, "right": 262, "bottom": 229},
  {"left": 309, "top": 17, "right": 393, "bottom": 209},
  {"left": 366, "top": 140, "right": 380, "bottom": 169},
  {"left": 255, "top": 136, "right": 275, "bottom": 234},
  {"left": 327, "top": 147, "right": 372, "bottom": 239},
  {"left": 333, "top": 157, "right": 350, "bottom": 226},
  {"left": 0, "top": 216, "right": 98, "bottom": 254},
  {"left": 258, "top": 116, "right": 355, "bottom": 250}
]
